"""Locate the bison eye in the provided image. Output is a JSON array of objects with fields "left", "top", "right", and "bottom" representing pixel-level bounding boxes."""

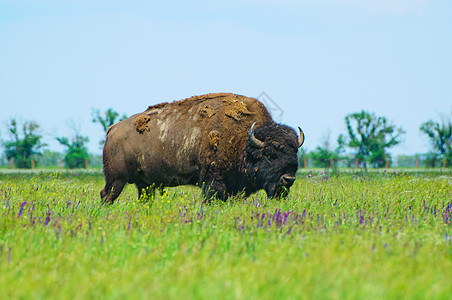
[{"left": 269, "top": 153, "right": 278, "bottom": 160}]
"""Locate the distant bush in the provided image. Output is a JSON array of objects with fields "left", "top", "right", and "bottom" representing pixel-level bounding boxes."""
[{"left": 57, "top": 135, "right": 90, "bottom": 169}]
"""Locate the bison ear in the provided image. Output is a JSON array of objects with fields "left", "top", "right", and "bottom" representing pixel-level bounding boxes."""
[
  {"left": 248, "top": 122, "right": 264, "bottom": 149},
  {"left": 298, "top": 127, "right": 305, "bottom": 148}
]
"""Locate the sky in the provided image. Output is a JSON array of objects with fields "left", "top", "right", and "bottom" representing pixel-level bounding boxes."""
[{"left": 1, "top": 0, "right": 451, "bottom": 157}]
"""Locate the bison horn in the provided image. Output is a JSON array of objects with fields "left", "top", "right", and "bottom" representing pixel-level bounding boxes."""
[
  {"left": 248, "top": 122, "right": 264, "bottom": 149},
  {"left": 298, "top": 127, "right": 305, "bottom": 148},
  {"left": 283, "top": 176, "right": 296, "bottom": 185}
]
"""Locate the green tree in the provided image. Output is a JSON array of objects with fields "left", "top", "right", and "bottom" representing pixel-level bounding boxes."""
[
  {"left": 3, "top": 119, "right": 46, "bottom": 168},
  {"left": 92, "top": 108, "right": 127, "bottom": 146},
  {"left": 338, "top": 110, "right": 404, "bottom": 169},
  {"left": 310, "top": 131, "right": 342, "bottom": 169},
  {"left": 57, "top": 134, "right": 90, "bottom": 169},
  {"left": 420, "top": 113, "right": 452, "bottom": 167}
]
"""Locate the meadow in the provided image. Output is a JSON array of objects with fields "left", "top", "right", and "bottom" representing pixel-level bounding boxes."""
[{"left": 0, "top": 169, "right": 451, "bottom": 299}]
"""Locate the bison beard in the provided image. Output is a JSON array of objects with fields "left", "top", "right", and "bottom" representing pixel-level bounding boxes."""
[{"left": 100, "top": 93, "right": 304, "bottom": 204}]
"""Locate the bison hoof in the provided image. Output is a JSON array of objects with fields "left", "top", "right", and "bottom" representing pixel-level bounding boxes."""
[{"left": 102, "top": 198, "right": 114, "bottom": 205}]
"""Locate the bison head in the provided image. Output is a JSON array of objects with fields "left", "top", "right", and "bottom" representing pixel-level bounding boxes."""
[{"left": 244, "top": 122, "right": 304, "bottom": 198}]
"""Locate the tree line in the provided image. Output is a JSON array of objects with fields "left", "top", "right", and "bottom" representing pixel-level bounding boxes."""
[
  {"left": 1, "top": 108, "right": 451, "bottom": 169},
  {"left": 300, "top": 109, "right": 451, "bottom": 169}
]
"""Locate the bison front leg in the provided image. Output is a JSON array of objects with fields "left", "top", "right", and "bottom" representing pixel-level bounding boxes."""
[
  {"left": 202, "top": 178, "right": 228, "bottom": 201},
  {"left": 135, "top": 179, "right": 150, "bottom": 199},
  {"left": 135, "top": 181, "right": 166, "bottom": 201}
]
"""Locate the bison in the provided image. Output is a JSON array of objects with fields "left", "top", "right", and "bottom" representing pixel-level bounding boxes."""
[{"left": 100, "top": 93, "right": 304, "bottom": 204}]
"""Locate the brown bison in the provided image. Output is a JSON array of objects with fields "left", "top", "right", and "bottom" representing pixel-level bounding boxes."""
[{"left": 101, "top": 93, "right": 304, "bottom": 204}]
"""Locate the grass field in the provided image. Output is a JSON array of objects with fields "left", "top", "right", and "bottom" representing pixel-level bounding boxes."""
[{"left": 0, "top": 169, "right": 451, "bottom": 299}]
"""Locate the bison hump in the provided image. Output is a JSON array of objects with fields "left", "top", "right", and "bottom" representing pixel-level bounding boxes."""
[
  {"left": 224, "top": 97, "right": 252, "bottom": 121},
  {"left": 198, "top": 105, "right": 216, "bottom": 118}
]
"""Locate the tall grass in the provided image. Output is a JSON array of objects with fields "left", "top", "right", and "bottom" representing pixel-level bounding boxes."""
[{"left": 1, "top": 170, "right": 451, "bottom": 299}]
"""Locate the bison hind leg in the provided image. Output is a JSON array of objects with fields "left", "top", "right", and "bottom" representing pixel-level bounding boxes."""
[
  {"left": 101, "top": 179, "right": 126, "bottom": 205},
  {"left": 100, "top": 182, "right": 112, "bottom": 201},
  {"left": 100, "top": 186, "right": 109, "bottom": 199}
]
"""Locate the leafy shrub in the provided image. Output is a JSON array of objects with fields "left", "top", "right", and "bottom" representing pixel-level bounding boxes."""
[{"left": 57, "top": 135, "right": 89, "bottom": 169}]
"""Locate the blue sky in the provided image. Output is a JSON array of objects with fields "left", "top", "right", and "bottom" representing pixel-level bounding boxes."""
[{"left": 1, "top": 0, "right": 451, "bottom": 156}]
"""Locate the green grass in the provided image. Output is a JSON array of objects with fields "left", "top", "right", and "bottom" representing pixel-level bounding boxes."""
[{"left": 0, "top": 169, "right": 451, "bottom": 299}]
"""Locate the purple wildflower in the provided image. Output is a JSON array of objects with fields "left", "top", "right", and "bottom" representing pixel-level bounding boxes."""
[
  {"left": 18, "top": 201, "right": 27, "bottom": 217},
  {"left": 45, "top": 211, "right": 51, "bottom": 225},
  {"left": 283, "top": 212, "right": 289, "bottom": 225}
]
